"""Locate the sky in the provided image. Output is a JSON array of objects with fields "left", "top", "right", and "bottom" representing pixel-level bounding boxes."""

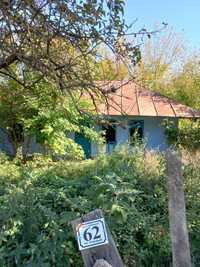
[{"left": 124, "top": 0, "right": 200, "bottom": 49}]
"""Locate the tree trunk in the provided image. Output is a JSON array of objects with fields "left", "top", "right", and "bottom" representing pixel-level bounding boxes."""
[
  {"left": 3, "top": 129, "right": 18, "bottom": 158},
  {"left": 22, "top": 136, "right": 32, "bottom": 163}
]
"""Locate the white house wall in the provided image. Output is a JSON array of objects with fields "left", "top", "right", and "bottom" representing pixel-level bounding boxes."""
[
  {"left": 116, "top": 121, "right": 129, "bottom": 145},
  {"left": 90, "top": 122, "right": 130, "bottom": 157},
  {"left": 90, "top": 116, "right": 178, "bottom": 157},
  {"left": 90, "top": 125, "right": 100, "bottom": 157},
  {"left": 143, "top": 117, "right": 176, "bottom": 151},
  {"left": 0, "top": 128, "right": 15, "bottom": 157}
]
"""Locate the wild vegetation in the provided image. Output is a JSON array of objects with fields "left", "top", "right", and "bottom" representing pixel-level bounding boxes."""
[
  {"left": 0, "top": 1, "right": 200, "bottom": 266},
  {"left": 0, "top": 146, "right": 200, "bottom": 266}
]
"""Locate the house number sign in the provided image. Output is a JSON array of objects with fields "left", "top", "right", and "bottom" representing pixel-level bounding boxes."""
[{"left": 76, "top": 218, "right": 109, "bottom": 250}]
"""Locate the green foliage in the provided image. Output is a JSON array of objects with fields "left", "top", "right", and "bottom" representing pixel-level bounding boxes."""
[
  {"left": 163, "top": 119, "right": 200, "bottom": 151},
  {"left": 0, "top": 69, "right": 103, "bottom": 160},
  {"left": 162, "top": 119, "right": 179, "bottom": 145},
  {"left": 94, "top": 58, "right": 129, "bottom": 81},
  {"left": 0, "top": 146, "right": 199, "bottom": 266},
  {"left": 170, "top": 57, "right": 200, "bottom": 109},
  {"left": 181, "top": 151, "right": 200, "bottom": 266}
]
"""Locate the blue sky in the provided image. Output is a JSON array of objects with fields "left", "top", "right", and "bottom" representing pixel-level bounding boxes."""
[{"left": 124, "top": 0, "right": 200, "bottom": 49}]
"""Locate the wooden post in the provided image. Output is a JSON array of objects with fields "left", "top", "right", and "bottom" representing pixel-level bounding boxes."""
[
  {"left": 71, "top": 209, "right": 124, "bottom": 267},
  {"left": 166, "top": 150, "right": 192, "bottom": 267},
  {"left": 93, "top": 259, "right": 112, "bottom": 267}
]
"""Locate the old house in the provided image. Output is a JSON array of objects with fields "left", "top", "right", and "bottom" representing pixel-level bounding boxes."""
[
  {"left": 1, "top": 81, "right": 200, "bottom": 158},
  {"left": 74, "top": 81, "right": 200, "bottom": 157}
]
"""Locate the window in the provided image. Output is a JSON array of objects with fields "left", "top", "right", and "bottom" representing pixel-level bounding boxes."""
[
  {"left": 129, "top": 120, "right": 144, "bottom": 144},
  {"left": 102, "top": 124, "right": 116, "bottom": 143}
]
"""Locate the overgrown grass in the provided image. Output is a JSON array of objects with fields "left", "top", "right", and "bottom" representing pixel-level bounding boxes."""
[{"left": 0, "top": 146, "right": 199, "bottom": 266}]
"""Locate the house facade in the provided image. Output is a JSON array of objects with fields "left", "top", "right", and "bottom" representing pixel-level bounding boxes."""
[
  {"left": 74, "top": 81, "right": 200, "bottom": 158},
  {"left": 91, "top": 116, "right": 178, "bottom": 157},
  {"left": 74, "top": 116, "right": 178, "bottom": 158}
]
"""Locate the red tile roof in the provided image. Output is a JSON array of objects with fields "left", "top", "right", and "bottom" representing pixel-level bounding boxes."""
[{"left": 97, "top": 81, "right": 200, "bottom": 118}]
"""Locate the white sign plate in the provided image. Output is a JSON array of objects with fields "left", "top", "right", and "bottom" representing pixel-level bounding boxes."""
[{"left": 76, "top": 218, "right": 109, "bottom": 250}]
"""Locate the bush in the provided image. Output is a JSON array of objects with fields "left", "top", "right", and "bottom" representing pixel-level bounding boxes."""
[
  {"left": 0, "top": 146, "right": 199, "bottom": 266},
  {"left": 163, "top": 118, "right": 200, "bottom": 151}
]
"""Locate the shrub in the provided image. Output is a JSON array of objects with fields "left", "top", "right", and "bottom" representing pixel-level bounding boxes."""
[
  {"left": 163, "top": 118, "right": 200, "bottom": 151},
  {"left": 0, "top": 146, "right": 199, "bottom": 266}
]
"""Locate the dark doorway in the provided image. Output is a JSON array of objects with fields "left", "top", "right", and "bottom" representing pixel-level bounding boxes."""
[
  {"left": 102, "top": 123, "right": 116, "bottom": 153},
  {"left": 74, "top": 133, "right": 91, "bottom": 158}
]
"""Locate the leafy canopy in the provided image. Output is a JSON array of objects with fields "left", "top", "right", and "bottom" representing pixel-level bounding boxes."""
[
  {"left": 0, "top": 0, "right": 142, "bottom": 93},
  {"left": 0, "top": 67, "right": 102, "bottom": 159},
  {"left": 0, "top": 0, "right": 152, "bottom": 159}
]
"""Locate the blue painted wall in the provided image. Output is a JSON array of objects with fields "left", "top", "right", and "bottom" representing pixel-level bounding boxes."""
[
  {"left": 91, "top": 116, "right": 178, "bottom": 157},
  {"left": 0, "top": 117, "right": 178, "bottom": 157},
  {"left": 0, "top": 128, "right": 15, "bottom": 156}
]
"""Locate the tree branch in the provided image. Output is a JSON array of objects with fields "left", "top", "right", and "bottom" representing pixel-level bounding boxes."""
[{"left": 0, "top": 54, "right": 18, "bottom": 69}]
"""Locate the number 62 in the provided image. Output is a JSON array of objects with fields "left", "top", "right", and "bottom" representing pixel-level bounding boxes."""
[{"left": 83, "top": 226, "right": 101, "bottom": 241}]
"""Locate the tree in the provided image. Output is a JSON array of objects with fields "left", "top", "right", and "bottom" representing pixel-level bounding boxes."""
[
  {"left": 163, "top": 57, "right": 200, "bottom": 152},
  {"left": 0, "top": 67, "right": 103, "bottom": 161},
  {"left": 0, "top": 0, "right": 153, "bottom": 159},
  {"left": 94, "top": 57, "right": 129, "bottom": 81},
  {"left": 0, "top": 0, "right": 143, "bottom": 95},
  {"left": 134, "top": 27, "right": 185, "bottom": 93},
  {"left": 170, "top": 56, "right": 200, "bottom": 108}
]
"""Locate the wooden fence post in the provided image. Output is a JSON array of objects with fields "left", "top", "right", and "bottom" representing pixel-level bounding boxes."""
[
  {"left": 166, "top": 149, "right": 192, "bottom": 267},
  {"left": 93, "top": 259, "right": 112, "bottom": 267},
  {"left": 71, "top": 209, "right": 124, "bottom": 267}
]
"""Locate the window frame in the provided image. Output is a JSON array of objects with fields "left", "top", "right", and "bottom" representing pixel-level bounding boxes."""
[{"left": 128, "top": 120, "right": 144, "bottom": 144}]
